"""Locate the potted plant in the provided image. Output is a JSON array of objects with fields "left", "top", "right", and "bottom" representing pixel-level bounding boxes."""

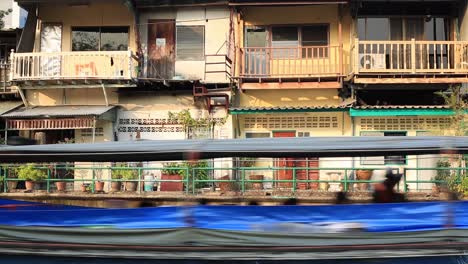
[
  {"left": 160, "top": 163, "right": 184, "bottom": 192},
  {"left": 1, "top": 165, "right": 18, "bottom": 191},
  {"left": 51, "top": 163, "right": 69, "bottom": 192},
  {"left": 433, "top": 159, "right": 451, "bottom": 193},
  {"left": 0, "top": 175, "right": 4, "bottom": 192},
  {"left": 16, "top": 164, "right": 47, "bottom": 191},
  {"left": 121, "top": 167, "right": 138, "bottom": 192},
  {"left": 240, "top": 158, "right": 263, "bottom": 190},
  {"left": 110, "top": 170, "right": 123, "bottom": 192},
  {"left": 94, "top": 168, "right": 105, "bottom": 192},
  {"left": 355, "top": 169, "right": 374, "bottom": 191}
]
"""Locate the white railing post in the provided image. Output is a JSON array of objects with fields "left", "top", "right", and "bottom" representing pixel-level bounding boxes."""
[
  {"left": 128, "top": 49, "right": 133, "bottom": 79},
  {"left": 411, "top": 38, "right": 416, "bottom": 73},
  {"left": 354, "top": 38, "right": 360, "bottom": 74},
  {"left": 9, "top": 49, "right": 14, "bottom": 80}
]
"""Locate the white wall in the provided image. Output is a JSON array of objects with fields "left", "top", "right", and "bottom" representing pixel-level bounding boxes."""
[
  {"left": 139, "top": 7, "right": 231, "bottom": 83},
  {"left": 0, "top": 0, "right": 25, "bottom": 29}
]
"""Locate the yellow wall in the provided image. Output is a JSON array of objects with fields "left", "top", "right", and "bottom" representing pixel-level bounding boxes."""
[
  {"left": 26, "top": 88, "right": 118, "bottom": 106},
  {"left": 36, "top": 0, "right": 136, "bottom": 52},
  {"left": 239, "top": 89, "right": 341, "bottom": 107}
]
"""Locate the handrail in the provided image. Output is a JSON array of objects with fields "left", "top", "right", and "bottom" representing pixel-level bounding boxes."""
[
  {"left": 1, "top": 165, "right": 465, "bottom": 194},
  {"left": 10, "top": 50, "right": 137, "bottom": 81},
  {"left": 240, "top": 45, "right": 343, "bottom": 78},
  {"left": 354, "top": 38, "right": 468, "bottom": 74}
]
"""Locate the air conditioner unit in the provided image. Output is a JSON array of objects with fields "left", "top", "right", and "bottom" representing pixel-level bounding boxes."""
[{"left": 359, "top": 54, "right": 386, "bottom": 70}]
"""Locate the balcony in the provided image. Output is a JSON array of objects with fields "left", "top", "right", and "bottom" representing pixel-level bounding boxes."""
[
  {"left": 352, "top": 39, "right": 468, "bottom": 84},
  {"left": 10, "top": 51, "right": 137, "bottom": 88},
  {"left": 239, "top": 46, "right": 343, "bottom": 89}
]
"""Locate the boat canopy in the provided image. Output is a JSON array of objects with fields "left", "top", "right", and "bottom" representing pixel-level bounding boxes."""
[{"left": 0, "top": 136, "right": 465, "bottom": 162}]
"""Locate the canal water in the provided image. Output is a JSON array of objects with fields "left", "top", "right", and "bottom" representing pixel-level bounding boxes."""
[{"left": 2, "top": 256, "right": 468, "bottom": 264}]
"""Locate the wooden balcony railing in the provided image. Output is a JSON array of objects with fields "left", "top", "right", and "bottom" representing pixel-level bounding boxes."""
[
  {"left": 240, "top": 45, "right": 343, "bottom": 78},
  {"left": 352, "top": 39, "right": 468, "bottom": 74},
  {"left": 10, "top": 50, "right": 136, "bottom": 81}
]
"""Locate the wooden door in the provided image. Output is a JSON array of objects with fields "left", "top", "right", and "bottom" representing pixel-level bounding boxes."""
[
  {"left": 273, "top": 131, "right": 295, "bottom": 188},
  {"left": 147, "top": 19, "right": 175, "bottom": 79}
]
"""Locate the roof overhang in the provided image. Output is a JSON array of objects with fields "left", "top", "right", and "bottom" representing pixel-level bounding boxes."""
[
  {"left": 1, "top": 105, "right": 116, "bottom": 119},
  {"left": 230, "top": 106, "right": 349, "bottom": 114},
  {"left": 230, "top": 0, "right": 347, "bottom": 6},
  {"left": 350, "top": 107, "right": 467, "bottom": 117},
  {"left": 134, "top": 0, "right": 228, "bottom": 8}
]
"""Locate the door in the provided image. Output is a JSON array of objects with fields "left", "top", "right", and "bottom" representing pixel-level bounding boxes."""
[
  {"left": 40, "top": 23, "right": 62, "bottom": 77},
  {"left": 147, "top": 19, "right": 175, "bottom": 79},
  {"left": 273, "top": 131, "right": 296, "bottom": 188},
  {"left": 245, "top": 26, "right": 269, "bottom": 76}
]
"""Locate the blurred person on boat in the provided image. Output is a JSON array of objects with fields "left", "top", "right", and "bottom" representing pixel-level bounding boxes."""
[{"left": 372, "top": 168, "right": 406, "bottom": 203}]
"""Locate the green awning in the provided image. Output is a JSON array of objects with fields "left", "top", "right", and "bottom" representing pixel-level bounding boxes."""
[
  {"left": 349, "top": 108, "right": 464, "bottom": 117},
  {"left": 230, "top": 106, "right": 349, "bottom": 114}
]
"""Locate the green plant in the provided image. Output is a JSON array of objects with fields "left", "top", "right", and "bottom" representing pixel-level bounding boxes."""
[
  {"left": 434, "top": 159, "right": 451, "bottom": 187},
  {"left": 16, "top": 164, "right": 47, "bottom": 182},
  {"left": 113, "top": 163, "right": 138, "bottom": 180},
  {"left": 162, "top": 161, "right": 210, "bottom": 189},
  {"left": 162, "top": 162, "right": 182, "bottom": 175}
]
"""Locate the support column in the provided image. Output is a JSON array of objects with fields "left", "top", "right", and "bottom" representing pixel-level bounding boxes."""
[{"left": 92, "top": 117, "right": 96, "bottom": 143}]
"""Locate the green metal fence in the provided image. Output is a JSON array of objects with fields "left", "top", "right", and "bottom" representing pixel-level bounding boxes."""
[{"left": 0, "top": 165, "right": 466, "bottom": 194}]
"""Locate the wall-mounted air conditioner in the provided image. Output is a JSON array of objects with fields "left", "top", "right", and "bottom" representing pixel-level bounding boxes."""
[{"left": 359, "top": 54, "right": 386, "bottom": 70}]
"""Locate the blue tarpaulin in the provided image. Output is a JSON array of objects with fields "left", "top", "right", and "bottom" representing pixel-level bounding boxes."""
[{"left": 0, "top": 201, "right": 466, "bottom": 232}]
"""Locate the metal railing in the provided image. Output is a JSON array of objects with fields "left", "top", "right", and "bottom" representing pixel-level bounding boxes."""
[
  {"left": 10, "top": 50, "right": 137, "bottom": 81},
  {"left": 240, "top": 45, "right": 343, "bottom": 78},
  {"left": 353, "top": 38, "right": 468, "bottom": 74},
  {"left": 1, "top": 165, "right": 465, "bottom": 195}
]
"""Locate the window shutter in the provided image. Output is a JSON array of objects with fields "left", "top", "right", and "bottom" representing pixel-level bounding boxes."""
[
  {"left": 176, "top": 26, "right": 204, "bottom": 61},
  {"left": 360, "top": 131, "right": 385, "bottom": 165}
]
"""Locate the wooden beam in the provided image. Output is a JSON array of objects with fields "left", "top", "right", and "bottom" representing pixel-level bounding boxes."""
[
  {"left": 15, "top": 86, "right": 28, "bottom": 107},
  {"left": 241, "top": 81, "right": 341, "bottom": 89},
  {"left": 354, "top": 77, "right": 468, "bottom": 84}
]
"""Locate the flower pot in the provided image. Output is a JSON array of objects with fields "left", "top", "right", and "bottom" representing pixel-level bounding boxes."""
[
  {"left": 160, "top": 174, "right": 183, "bottom": 191},
  {"left": 95, "top": 181, "right": 105, "bottom": 192},
  {"left": 249, "top": 175, "right": 264, "bottom": 190},
  {"left": 356, "top": 170, "right": 373, "bottom": 191},
  {"left": 7, "top": 180, "right": 17, "bottom": 191},
  {"left": 125, "top": 181, "right": 138, "bottom": 192},
  {"left": 55, "top": 181, "right": 66, "bottom": 192},
  {"left": 81, "top": 184, "right": 87, "bottom": 192},
  {"left": 111, "top": 181, "right": 122, "bottom": 192},
  {"left": 25, "top": 181, "right": 35, "bottom": 191}
]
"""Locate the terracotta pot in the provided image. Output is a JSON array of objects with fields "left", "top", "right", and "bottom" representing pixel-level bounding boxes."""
[
  {"left": 81, "top": 184, "right": 87, "bottom": 192},
  {"left": 356, "top": 170, "right": 373, "bottom": 191},
  {"left": 25, "top": 181, "right": 34, "bottom": 191},
  {"left": 160, "top": 174, "right": 183, "bottom": 191},
  {"left": 7, "top": 180, "right": 17, "bottom": 191},
  {"left": 249, "top": 175, "right": 264, "bottom": 190},
  {"left": 356, "top": 170, "right": 373, "bottom": 180},
  {"left": 95, "top": 181, "right": 105, "bottom": 192},
  {"left": 125, "top": 181, "right": 138, "bottom": 192},
  {"left": 111, "top": 181, "right": 122, "bottom": 192},
  {"left": 55, "top": 181, "right": 66, "bottom": 192}
]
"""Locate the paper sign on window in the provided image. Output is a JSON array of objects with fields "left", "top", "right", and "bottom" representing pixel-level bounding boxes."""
[{"left": 156, "top": 38, "right": 166, "bottom": 47}]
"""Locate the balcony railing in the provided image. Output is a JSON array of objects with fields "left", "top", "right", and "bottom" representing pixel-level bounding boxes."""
[
  {"left": 353, "top": 39, "right": 468, "bottom": 74},
  {"left": 240, "top": 45, "right": 343, "bottom": 78},
  {"left": 10, "top": 50, "right": 136, "bottom": 81}
]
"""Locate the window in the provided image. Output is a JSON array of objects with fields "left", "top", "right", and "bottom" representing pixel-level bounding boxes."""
[
  {"left": 301, "top": 25, "right": 328, "bottom": 57},
  {"left": 245, "top": 132, "right": 270, "bottom": 138},
  {"left": 271, "top": 25, "right": 329, "bottom": 58},
  {"left": 176, "top": 26, "right": 204, "bottom": 61},
  {"left": 297, "top": 132, "right": 310, "bottom": 137},
  {"left": 72, "top": 26, "right": 129, "bottom": 51},
  {"left": 384, "top": 132, "right": 407, "bottom": 165}
]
